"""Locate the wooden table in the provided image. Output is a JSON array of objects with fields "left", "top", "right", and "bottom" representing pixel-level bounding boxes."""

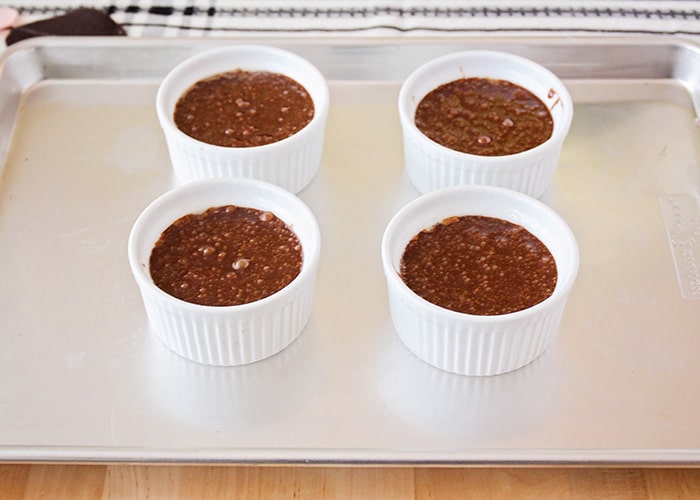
[{"left": 2, "top": 465, "right": 700, "bottom": 498}]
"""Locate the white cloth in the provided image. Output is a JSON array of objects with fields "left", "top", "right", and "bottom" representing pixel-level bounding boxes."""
[{"left": 6, "top": 0, "right": 700, "bottom": 38}]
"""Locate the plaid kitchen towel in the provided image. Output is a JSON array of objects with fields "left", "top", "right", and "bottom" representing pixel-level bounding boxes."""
[{"left": 5, "top": 0, "right": 700, "bottom": 38}]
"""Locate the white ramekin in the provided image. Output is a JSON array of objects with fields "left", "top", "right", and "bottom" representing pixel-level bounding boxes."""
[
  {"left": 381, "top": 185, "right": 579, "bottom": 376},
  {"left": 128, "top": 178, "right": 321, "bottom": 366},
  {"left": 398, "top": 50, "right": 573, "bottom": 199},
  {"left": 156, "top": 45, "right": 329, "bottom": 194}
]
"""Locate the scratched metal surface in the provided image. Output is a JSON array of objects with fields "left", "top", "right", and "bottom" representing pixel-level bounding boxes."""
[{"left": 1, "top": 36, "right": 700, "bottom": 465}]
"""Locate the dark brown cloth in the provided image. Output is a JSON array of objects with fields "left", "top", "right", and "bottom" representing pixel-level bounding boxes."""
[{"left": 6, "top": 8, "right": 126, "bottom": 46}]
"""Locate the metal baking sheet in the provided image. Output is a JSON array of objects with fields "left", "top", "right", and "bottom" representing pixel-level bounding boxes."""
[{"left": 1, "top": 36, "right": 700, "bottom": 466}]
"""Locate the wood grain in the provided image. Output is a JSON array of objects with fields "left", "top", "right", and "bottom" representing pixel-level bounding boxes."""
[
  {"left": 2, "top": 466, "right": 700, "bottom": 499},
  {"left": 0, "top": 464, "right": 700, "bottom": 500}
]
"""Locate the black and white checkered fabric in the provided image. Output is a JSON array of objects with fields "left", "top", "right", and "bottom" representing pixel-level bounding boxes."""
[{"left": 7, "top": 0, "right": 700, "bottom": 37}]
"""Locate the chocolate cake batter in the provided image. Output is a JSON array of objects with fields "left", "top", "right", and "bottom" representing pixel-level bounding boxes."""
[
  {"left": 415, "top": 77, "right": 553, "bottom": 156},
  {"left": 174, "top": 69, "right": 314, "bottom": 148},
  {"left": 400, "top": 215, "right": 557, "bottom": 315},
  {"left": 149, "top": 205, "right": 302, "bottom": 307}
]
